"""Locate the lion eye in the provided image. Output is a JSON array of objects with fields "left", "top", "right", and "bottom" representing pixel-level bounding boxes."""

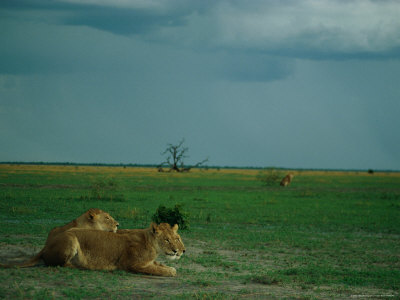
[{"left": 165, "top": 239, "right": 170, "bottom": 244}]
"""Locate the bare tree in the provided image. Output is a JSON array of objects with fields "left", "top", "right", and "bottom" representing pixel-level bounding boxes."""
[{"left": 158, "top": 139, "right": 208, "bottom": 172}]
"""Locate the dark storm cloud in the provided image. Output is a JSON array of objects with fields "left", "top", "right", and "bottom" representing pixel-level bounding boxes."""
[
  {"left": 63, "top": 8, "right": 185, "bottom": 36},
  {"left": 2, "top": 0, "right": 400, "bottom": 62},
  {"left": 0, "top": 0, "right": 219, "bottom": 76},
  {"left": 59, "top": 1, "right": 204, "bottom": 37},
  {"left": 0, "top": 0, "right": 71, "bottom": 10},
  {"left": 0, "top": 0, "right": 212, "bottom": 35}
]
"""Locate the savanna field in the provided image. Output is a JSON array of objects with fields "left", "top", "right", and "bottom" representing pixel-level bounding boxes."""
[{"left": 0, "top": 164, "right": 399, "bottom": 299}]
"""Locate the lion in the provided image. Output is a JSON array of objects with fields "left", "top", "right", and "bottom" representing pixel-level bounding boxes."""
[
  {"left": 280, "top": 173, "right": 294, "bottom": 187},
  {"left": 0, "top": 208, "right": 119, "bottom": 268},
  {"left": 41, "top": 223, "right": 185, "bottom": 277}
]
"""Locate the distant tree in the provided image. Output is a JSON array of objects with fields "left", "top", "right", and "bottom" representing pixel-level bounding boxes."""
[{"left": 158, "top": 139, "right": 208, "bottom": 172}]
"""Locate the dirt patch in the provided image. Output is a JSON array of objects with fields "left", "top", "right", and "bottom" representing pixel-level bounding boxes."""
[{"left": 1, "top": 242, "right": 397, "bottom": 299}]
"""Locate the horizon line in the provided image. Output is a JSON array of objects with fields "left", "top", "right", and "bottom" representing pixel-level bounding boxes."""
[{"left": 0, "top": 161, "right": 398, "bottom": 173}]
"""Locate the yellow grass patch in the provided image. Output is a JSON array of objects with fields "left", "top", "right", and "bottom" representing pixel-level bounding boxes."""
[{"left": 0, "top": 164, "right": 398, "bottom": 178}]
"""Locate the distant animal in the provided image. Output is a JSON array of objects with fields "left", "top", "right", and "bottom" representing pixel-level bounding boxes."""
[
  {"left": 0, "top": 208, "right": 119, "bottom": 268},
  {"left": 41, "top": 223, "right": 185, "bottom": 277},
  {"left": 280, "top": 173, "right": 294, "bottom": 187}
]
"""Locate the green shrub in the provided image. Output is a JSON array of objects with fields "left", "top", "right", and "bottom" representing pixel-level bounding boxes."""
[
  {"left": 256, "top": 168, "right": 284, "bottom": 186},
  {"left": 151, "top": 204, "right": 189, "bottom": 230}
]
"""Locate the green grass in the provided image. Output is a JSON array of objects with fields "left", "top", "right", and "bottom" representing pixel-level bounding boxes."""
[{"left": 0, "top": 165, "right": 399, "bottom": 299}]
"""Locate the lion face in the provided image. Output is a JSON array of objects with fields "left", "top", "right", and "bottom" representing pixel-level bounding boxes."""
[
  {"left": 152, "top": 223, "right": 185, "bottom": 260},
  {"left": 88, "top": 209, "right": 119, "bottom": 233}
]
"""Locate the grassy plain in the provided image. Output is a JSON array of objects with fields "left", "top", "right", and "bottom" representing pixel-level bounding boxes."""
[{"left": 0, "top": 164, "right": 399, "bottom": 299}]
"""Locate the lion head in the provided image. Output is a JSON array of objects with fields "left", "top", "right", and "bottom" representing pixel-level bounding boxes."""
[
  {"left": 151, "top": 223, "right": 185, "bottom": 260},
  {"left": 86, "top": 208, "right": 119, "bottom": 233}
]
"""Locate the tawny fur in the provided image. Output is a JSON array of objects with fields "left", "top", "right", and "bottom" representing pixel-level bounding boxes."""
[
  {"left": 280, "top": 173, "right": 294, "bottom": 187},
  {"left": 42, "top": 223, "right": 185, "bottom": 277},
  {"left": 0, "top": 208, "right": 119, "bottom": 268}
]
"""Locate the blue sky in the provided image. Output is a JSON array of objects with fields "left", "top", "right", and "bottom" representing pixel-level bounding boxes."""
[{"left": 1, "top": 0, "right": 399, "bottom": 170}]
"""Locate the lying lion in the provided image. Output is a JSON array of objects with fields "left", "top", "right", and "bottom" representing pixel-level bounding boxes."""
[
  {"left": 0, "top": 208, "right": 119, "bottom": 268},
  {"left": 42, "top": 223, "right": 185, "bottom": 277}
]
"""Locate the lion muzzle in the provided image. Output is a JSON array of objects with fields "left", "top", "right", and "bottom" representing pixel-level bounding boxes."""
[{"left": 166, "top": 249, "right": 185, "bottom": 260}]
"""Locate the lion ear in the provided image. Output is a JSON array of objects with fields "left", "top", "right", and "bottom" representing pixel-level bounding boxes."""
[
  {"left": 87, "top": 208, "right": 98, "bottom": 220},
  {"left": 88, "top": 212, "right": 95, "bottom": 220},
  {"left": 151, "top": 223, "right": 160, "bottom": 235},
  {"left": 172, "top": 224, "right": 179, "bottom": 232}
]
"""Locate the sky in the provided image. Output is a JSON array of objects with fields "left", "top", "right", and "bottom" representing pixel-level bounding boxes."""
[{"left": 1, "top": 0, "right": 400, "bottom": 170}]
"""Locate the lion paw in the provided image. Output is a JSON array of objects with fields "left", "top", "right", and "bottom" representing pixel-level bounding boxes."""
[{"left": 168, "top": 267, "right": 177, "bottom": 277}]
